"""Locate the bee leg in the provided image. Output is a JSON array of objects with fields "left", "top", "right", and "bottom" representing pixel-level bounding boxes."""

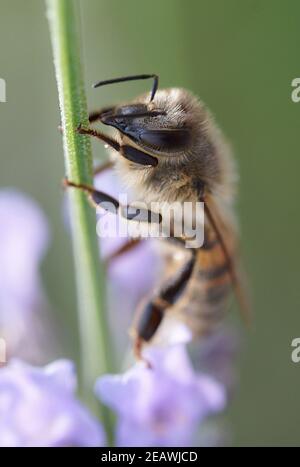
[
  {"left": 64, "top": 178, "right": 145, "bottom": 263},
  {"left": 77, "top": 125, "right": 158, "bottom": 167},
  {"left": 63, "top": 179, "right": 162, "bottom": 227},
  {"left": 93, "top": 160, "right": 113, "bottom": 176},
  {"left": 62, "top": 178, "right": 121, "bottom": 214},
  {"left": 65, "top": 169, "right": 147, "bottom": 262},
  {"left": 132, "top": 251, "right": 196, "bottom": 361},
  {"left": 77, "top": 124, "right": 120, "bottom": 152},
  {"left": 61, "top": 161, "right": 113, "bottom": 196},
  {"left": 105, "top": 238, "right": 142, "bottom": 265},
  {"left": 58, "top": 107, "right": 115, "bottom": 133}
]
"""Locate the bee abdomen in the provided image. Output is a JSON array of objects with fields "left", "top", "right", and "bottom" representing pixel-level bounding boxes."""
[
  {"left": 185, "top": 282, "right": 230, "bottom": 334},
  {"left": 178, "top": 237, "right": 233, "bottom": 335},
  {"left": 198, "top": 261, "right": 230, "bottom": 281}
]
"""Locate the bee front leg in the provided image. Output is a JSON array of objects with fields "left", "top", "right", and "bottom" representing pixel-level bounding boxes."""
[
  {"left": 93, "top": 160, "right": 113, "bottom": 176},
  {"left": 77, "top": 125, "right": 158, "bottom": 167}
]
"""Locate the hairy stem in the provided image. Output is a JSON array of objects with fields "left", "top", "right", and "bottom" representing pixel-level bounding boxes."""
[{"left": 46, "top": 0, "right": 114, "bottom": 442}]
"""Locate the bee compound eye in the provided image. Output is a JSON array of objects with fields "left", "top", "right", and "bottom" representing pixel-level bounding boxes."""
[{"left": 139, "top": 128, "right": 190, "bottom": 151}]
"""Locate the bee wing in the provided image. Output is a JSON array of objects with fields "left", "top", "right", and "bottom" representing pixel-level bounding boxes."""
[{"left": 203, "top": 195, "right": 251, "bottom": 325}]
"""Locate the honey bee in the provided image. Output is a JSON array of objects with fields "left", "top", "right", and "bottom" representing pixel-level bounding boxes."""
[{"left": 65, "top": 74, "right": 249, "bottom": 359}]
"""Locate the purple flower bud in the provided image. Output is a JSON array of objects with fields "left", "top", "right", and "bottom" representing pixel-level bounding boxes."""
[
  {"left": 0, "top": 189, "right": 53, "bottom": 361},
  {"left": 0, "top": 359, "right": 105, "bottom": 447},
  {"left": 95, "top": 344, "right": 226, "bottom": 447}
]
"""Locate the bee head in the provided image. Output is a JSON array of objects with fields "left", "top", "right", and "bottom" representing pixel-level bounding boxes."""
[
  {"left": 99, "top": 99, "right": 191, "bottom": 157},
  {"left": 91, "top": 76, "right": 228, "bottom": 200},
  {"left": 92, "top": 76, "right": 206, "bottom": 160}
]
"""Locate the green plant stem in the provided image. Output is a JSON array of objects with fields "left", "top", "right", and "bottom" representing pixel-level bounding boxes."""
[{"left": 46, "top": 0, "right": 114, "bottom": 442}]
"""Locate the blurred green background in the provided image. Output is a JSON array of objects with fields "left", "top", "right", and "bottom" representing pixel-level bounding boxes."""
[{"left": 0, "top": 0, "right": 299, "bottom": 446}]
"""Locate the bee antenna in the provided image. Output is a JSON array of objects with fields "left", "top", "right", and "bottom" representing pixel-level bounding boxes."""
[{"left": 92, "top": 74, "right": 159, "bottom": 102}]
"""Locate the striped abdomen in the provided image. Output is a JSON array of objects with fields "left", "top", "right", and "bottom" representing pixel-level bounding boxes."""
[{"left": 175, "top": 225, "right": 234, "bottom": 336}]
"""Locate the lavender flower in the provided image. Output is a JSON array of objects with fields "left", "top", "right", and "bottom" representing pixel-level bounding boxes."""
[
  {"left": 0, "top": 359, "right": 105, "bottom": 447},
  {"left": 95, "top": 344, "right": 226, "bottom": 447},
  {"left": 0, "top": 189, "right": 54, "bottom": 362}
]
